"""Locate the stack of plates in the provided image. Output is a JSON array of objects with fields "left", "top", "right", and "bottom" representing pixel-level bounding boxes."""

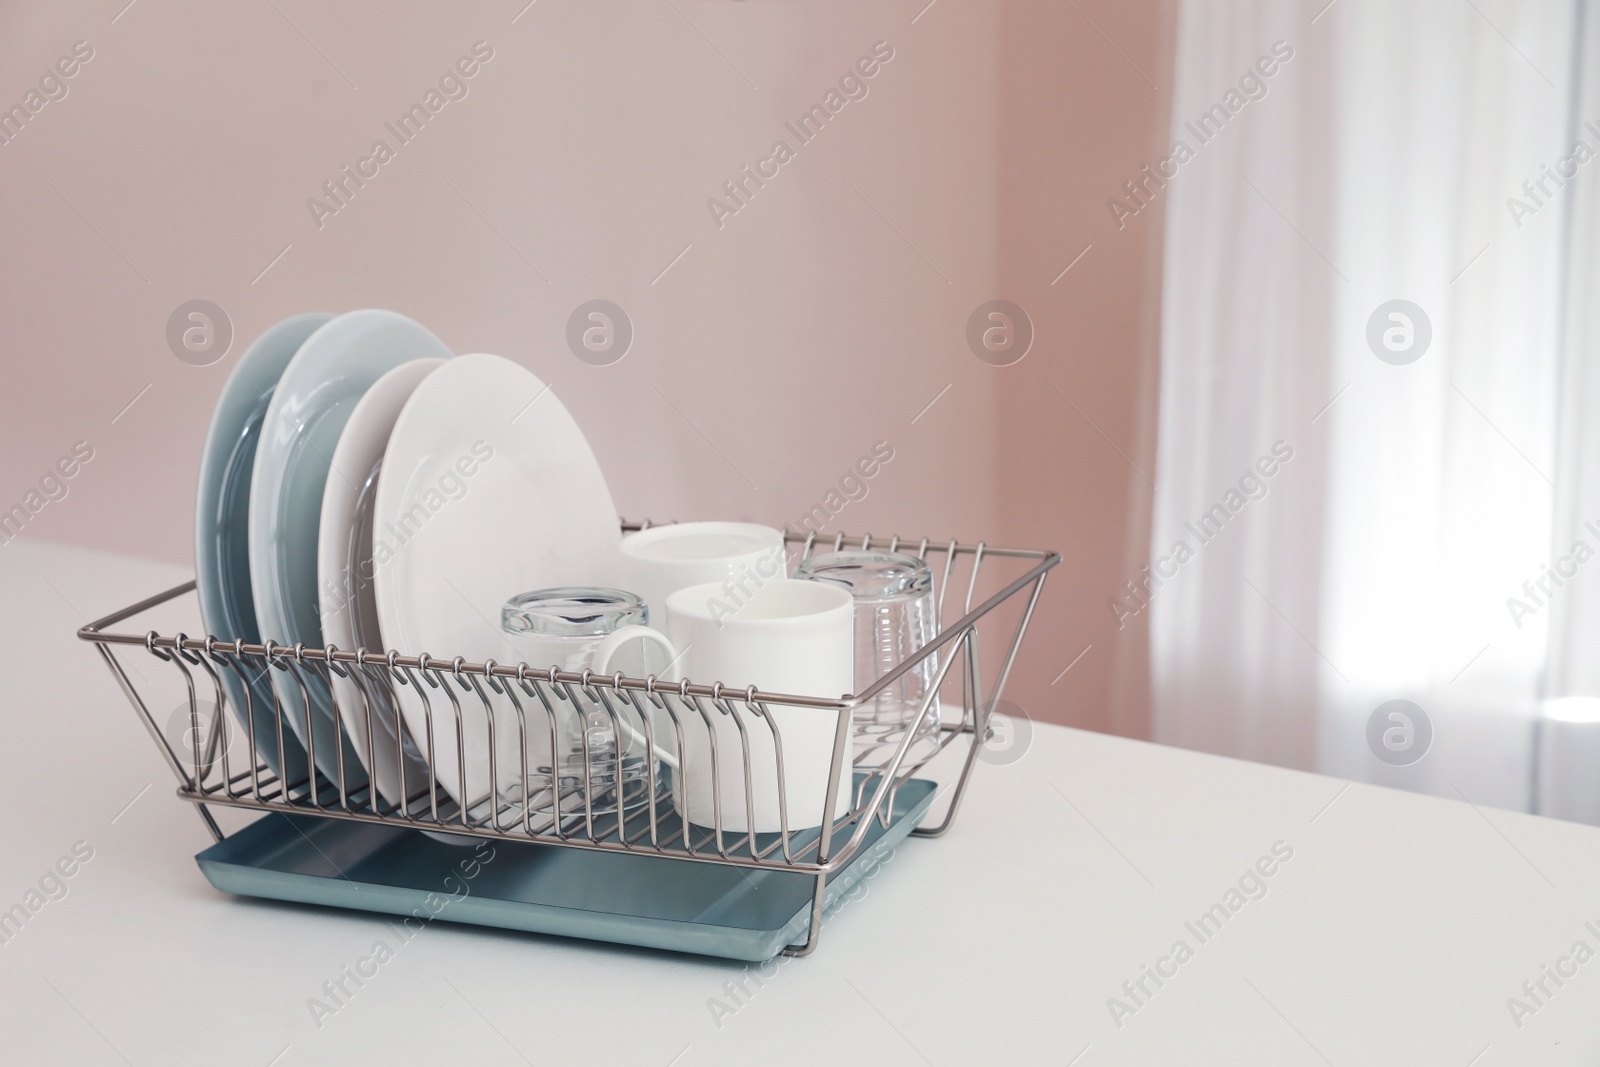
[{"left": 195, "top": 310, "right": 620, "bottom": 808}]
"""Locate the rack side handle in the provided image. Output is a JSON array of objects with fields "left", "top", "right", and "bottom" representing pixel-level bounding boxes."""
[{"left": 78, "top": 579, "right": 198, "bottom": 638}]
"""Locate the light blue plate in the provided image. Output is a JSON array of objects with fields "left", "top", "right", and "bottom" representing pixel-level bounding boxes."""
[
  {"left": 247, "top": 310, "right": 453, "bottom": 787},
  {"left": 195, "top": 777, "right": 937, "bottom": 961},
  {"left": 195, "top": 313, "right": 333, "bottom": 786}
]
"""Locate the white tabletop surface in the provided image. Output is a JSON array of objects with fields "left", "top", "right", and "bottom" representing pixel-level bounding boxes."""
[{"left": 4, "top": 538, "right": 1599, "bottom": 1065}]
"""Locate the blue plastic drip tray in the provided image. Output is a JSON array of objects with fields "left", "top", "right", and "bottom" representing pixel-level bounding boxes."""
[{"left": 196, "top": 777, "right": 936, "bottom": 961}]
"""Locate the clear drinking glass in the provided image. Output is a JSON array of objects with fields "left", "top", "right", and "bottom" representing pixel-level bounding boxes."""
[
  {"left": 794, "top": 550, "right": 940, "bottom": 769},
  {"left": 500, "top": 588, "right": 667, "bottom": 817}
]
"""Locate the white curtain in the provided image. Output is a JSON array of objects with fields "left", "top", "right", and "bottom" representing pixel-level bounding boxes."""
[
  {"left": 1149, "top": 2, "right": 1337, "bottom": 770},
  {"left": 1541, "top": 2, "right": 1600, "bottom": 818},
  {"left": 1153, "top": 0, "right": 1590, "bottom": 814}
]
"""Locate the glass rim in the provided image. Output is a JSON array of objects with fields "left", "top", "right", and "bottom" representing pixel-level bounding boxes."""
[
  {"left": 502, "top": 587, "right": 648, "bottom": 637},
  {"left": 793, "top": 549, "right": 934, "bottom": 600}
]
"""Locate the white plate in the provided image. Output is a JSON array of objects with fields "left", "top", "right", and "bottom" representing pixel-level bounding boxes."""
[
  {"left": 373, "top": 353, "right": 620, "bottom": 811},
  {"left": 195, "top": 314, "right": 332, "bottom": 785},
  {"left": 249, "top": 310, "right": 453, "bottom": 785},
  {"left": 317, "top": 358, "right": 444, "bottom": 806}
]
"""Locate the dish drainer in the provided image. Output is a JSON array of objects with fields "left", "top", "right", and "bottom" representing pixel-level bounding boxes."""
[{"left": 79, "top": 522, "right": 1057, "bottom": 958}]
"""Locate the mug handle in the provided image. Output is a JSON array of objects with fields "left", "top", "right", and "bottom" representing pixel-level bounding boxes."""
[{"left": 591, "top": 625, "right": 681, "bottom": 769}]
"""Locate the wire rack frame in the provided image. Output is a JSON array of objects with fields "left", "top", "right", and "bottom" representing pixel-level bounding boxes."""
[{"left": 78, "top": 522, "right": 1058, "bottom": 955}]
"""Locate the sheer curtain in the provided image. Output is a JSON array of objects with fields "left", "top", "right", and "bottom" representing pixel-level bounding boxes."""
[
  {"left": 1153, "top": 0, "right": 1590, "bottom": 814},
  {"left": 1542, "top": 2, "right": 1600, "bottom": 819},
  {"left": 1149, "top": 1, "right": 1336, "bottom": 770}
]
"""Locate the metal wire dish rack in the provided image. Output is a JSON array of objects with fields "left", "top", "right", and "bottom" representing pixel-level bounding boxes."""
[{"left": 78, "top": 521, "right": 1057, "bottom": 957}]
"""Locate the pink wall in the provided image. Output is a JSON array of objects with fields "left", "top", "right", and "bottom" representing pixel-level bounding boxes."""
[
  {"left": 995, "top": 1, "right": 1174, "bottom": 739},
  {"left": 0, "top": 0, "right": 1172, "bottom": 740}
]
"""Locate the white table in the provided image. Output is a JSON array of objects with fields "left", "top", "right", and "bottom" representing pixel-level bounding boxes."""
[{"left": 3, "top": 539, "right": 1597, "bottom": 1065}]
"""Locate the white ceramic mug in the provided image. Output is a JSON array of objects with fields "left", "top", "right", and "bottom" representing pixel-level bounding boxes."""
[
  {"left": 620, "top": 522, "right": 788, "bottom": 627},
  {"left": 661, "top": 578, "right": 855, "bottom": 834}
]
